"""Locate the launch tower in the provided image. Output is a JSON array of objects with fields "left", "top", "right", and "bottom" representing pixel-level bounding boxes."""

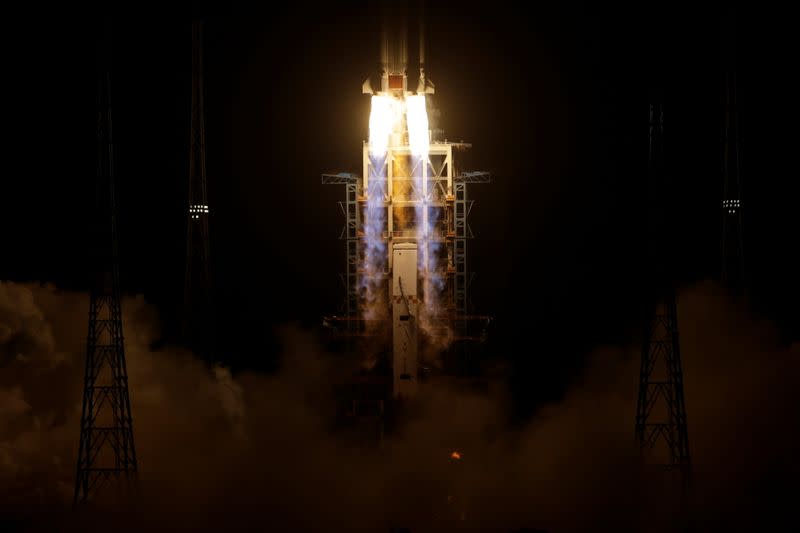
[
  {"left": 323, "top": 7, "right": 490, "bottom": 401},
  {"left": 183, "top": 20, "right": 215, "bottom": 360},
  {"left": 74, "top": 24, "right": 138, "bottom": 504},
  {"left": 635, "top": 102, "right": 692, "bottom": 488},
  {"left": 720, "top": 32, "right": 744, "bottom": 290}
]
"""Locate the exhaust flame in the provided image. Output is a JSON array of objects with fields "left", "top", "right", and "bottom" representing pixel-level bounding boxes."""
[
  {"left": 408, "top": 94, "right": 443, "bottom": 332},
  {"left": 406, "top": 95, "right": 429, "bottom": 156},
  {"left": 365, "top": 92, "right": 445, "bottom": 341},
  {"left": 450, "top": 451, "right": 462, "bottom": 460},
  {"left": 369, "top": 95, "right": 402, "bottom": 156},
  {"left": 363, "top": 96, "right": 399, "bottom": 321}
]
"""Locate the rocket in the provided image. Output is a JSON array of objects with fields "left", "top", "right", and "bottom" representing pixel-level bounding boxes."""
[
  {"left": 361, "top": 2, "right": 435, "bottom": 400},
  {"left": 362, "top": 2, "right": 435, "bottom": 97}
]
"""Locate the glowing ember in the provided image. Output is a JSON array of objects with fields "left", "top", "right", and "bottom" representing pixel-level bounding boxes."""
[{"left": 450, "top": 451, "right": 461, "bottom": 460}]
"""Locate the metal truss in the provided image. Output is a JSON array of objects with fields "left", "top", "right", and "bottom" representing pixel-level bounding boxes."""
[{"left": 75, "top": 45, "right": 137, "bottom": 504}]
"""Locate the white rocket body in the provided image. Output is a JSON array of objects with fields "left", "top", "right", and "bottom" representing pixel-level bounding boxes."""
[{"left": 392, "top": 243, "right": 418, "bottom": 398}]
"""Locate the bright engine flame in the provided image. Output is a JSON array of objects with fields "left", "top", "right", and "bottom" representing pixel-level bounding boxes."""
[
  {"left": 406, "top": 94, "right": 429, "bottom": 155},
  {"left": 369, "top": 95, "right": 401, "bottom": 156},
  {"left": 450, "top": 451, "right": 461, "bottom": 460}
]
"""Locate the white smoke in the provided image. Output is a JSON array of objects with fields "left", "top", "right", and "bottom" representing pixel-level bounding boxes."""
[{"left": 408, "top": 95, "right": 447, "bottom": 339}]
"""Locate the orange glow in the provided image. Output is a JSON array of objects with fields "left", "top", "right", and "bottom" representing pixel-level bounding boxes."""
[{"left": 450, "top": 451, "right": 461, "bottom": 460}]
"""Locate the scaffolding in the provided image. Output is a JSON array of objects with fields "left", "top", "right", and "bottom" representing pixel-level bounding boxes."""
[
  {"left": 322, "top": 172, "right": 361, "bottom": 326},
  {"left": 322, "top": 143, "right": 490, "bottom": 344},
  {"left": 75, "top": 31, "right": 138, "bottom": 504},
  {"left": 635, "top": 102, "right": 691, "bottom": 490}
]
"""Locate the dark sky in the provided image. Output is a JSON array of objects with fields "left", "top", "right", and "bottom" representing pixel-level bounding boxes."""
[{"left": 4, "top": 2, "right": 797, "bottom": 415}]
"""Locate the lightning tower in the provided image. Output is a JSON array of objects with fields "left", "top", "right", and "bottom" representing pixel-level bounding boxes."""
[
  {"left": 635, "top": 102, "right": 691, "bottom": 486},
  {"left": 183, "top": 20, "right": 215, "bottom": 359},
  {"left": 720, "top": 25, "right": 744, "bottom": 289},
  {"left": 74, "top": 25, "right": 138, "bottom": 504}
]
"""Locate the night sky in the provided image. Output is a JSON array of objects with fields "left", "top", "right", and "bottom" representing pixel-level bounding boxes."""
[
  {"left": 2, "top": 2, "right": 799, "bottom": 530},
  {"left": 9, "top": 2, "right": 796, "bottom": 397}
]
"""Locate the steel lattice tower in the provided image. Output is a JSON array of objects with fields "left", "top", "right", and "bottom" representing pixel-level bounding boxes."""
[
  {"left": 183, "top": 20, "right": 214, "bottom": 359},
  {"left": 74, "top": 32, "right": 138, "bottom": 504},
  {"left": 635, "top": 102, "right": 691, "bottom": 485},
  {"left": 721, "top": 68, "right": 744, "bottom": 289}
]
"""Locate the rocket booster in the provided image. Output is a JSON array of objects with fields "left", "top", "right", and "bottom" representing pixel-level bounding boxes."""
[{"left": 363, "top": 1, "right": 435, "bottom": 97}]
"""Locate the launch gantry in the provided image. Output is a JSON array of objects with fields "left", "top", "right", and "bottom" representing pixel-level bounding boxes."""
[{"left": 321, "top": 8, "right": 490, "bottom": 400}]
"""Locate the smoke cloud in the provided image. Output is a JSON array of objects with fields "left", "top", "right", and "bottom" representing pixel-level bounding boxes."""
[{"left": 0, "top": 280, "right": 797, "bottom": 532}]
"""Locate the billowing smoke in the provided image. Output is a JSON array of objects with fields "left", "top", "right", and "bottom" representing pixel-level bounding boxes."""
[{"left": 2, "top": 280, "right": 796, "bottom": 532}]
